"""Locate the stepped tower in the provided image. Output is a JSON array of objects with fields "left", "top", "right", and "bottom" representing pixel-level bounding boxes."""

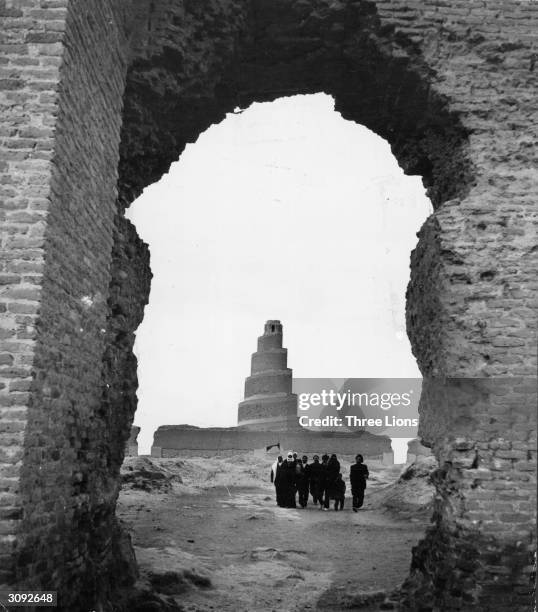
[{"left": 237, "top": 320, "right": 299, "bottom": 431}]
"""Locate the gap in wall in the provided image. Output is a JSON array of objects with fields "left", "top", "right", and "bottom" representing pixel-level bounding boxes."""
[{"left": 126, "top": 93, "right": 433, "bottom": 460}]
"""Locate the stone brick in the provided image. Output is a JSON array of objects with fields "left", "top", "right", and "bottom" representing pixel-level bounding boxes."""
[{"left": 0, "top": 1, "right": 536, "bottom": 611}]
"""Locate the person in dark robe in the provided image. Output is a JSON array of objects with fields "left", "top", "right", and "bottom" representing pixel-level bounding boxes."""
[
  {"left": 293, "top": 455, "right": 301, "bottom": 494},
  {"left": 319, "top": 453, "right": 330, "bottom": 510},
  {"left": 275, "top": 451, "right": 297, "bottom": 508},
  {"left": 333, "top": 473, "right": 346, "bottom": 511},
  {"left": 349, "top": 453, "right": 369, "bottom": 511},
  {"left": 308, "top": 455, "right": 324, "bottom": 506},
  {"left": 271, "top": 455, "right": 283, "bottom": 505},
  {"left": 323, "top": 454, "right": 340, "bottom": 510},
  {"left": 296, "top": 455, "right": 310, "bottom": 508},
  {"left": 329, "top": 453, "right": 340, "bottom": 473}
]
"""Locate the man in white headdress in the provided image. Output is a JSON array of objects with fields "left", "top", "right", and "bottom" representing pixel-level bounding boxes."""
[{"left": 270, "top": 455, "right": 283, "bottom": 505}]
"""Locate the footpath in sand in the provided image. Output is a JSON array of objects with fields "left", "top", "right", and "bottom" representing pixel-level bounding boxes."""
[{"left": 117, "top": 454, "right": 435, "bottom": 611}]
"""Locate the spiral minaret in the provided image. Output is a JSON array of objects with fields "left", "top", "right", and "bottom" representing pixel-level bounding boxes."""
[{"left": 237, "top": 320, "right": 299, "bottom": 431}]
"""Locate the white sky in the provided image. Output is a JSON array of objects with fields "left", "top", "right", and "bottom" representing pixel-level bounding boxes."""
[{"left": 126, "top": 93, "right": 432, "bottom": 460}]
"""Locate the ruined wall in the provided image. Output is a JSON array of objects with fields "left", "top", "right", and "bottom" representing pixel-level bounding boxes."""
[
  {"left": 0, "top": 0, "right": 138, "bottom": 608},
  {"left": 152, "top": 425, "right": 391, "bottom": 459},
  {"left": 395, "top": 3, "right": 538, "bottom": 607},
  {"left": 0, "top": 0, "right": 65, "bottom": 583},
  {"left": 117, "top": 3, "right": 538, "bottom": 603},
  {"left": 0, "top": 1, "right": 536, "bottom": 610},
  {"left": 125, "top": 425, "right": 141, "bottom": 457},
  {"left": 406, "top": 437, "right": 432, "bottom": 464}
]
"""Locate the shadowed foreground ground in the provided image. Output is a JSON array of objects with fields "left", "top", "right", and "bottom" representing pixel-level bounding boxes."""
[{"left": 117, "top": 456, "right": 432, "bottom": 611}]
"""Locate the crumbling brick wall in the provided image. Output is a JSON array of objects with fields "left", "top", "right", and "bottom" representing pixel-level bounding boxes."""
[
  {"left": 0, "top": 0, "right": 137, "bottom": 607},
  {"left": 0, "top": 0, "right": 67, "bottom": 586},
  {"left": 0, "top": 1, "right": 536, "bottom": 610}
]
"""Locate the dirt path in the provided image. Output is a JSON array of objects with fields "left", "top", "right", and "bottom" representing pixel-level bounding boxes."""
[{"left": 118, "top": 484, "right": 425, "bottom": 611}]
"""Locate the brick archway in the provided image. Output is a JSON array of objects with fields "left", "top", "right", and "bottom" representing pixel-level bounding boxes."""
[{"left": 0, "top": 1, "right": 535, "bottom": 610}]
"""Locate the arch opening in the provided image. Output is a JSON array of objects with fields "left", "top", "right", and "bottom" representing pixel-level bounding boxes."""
[
  {"left": 121, "top": 92, "right": 435, "bottom": 608},
  {"left": 126, "top": 92, "right": 433, "bottom": 457},
  {"left": 105, "top": 2, "right": 483, "bottom": 609},
  {"left": 109, "top": 0, "right": 476, "bottom": 464}
]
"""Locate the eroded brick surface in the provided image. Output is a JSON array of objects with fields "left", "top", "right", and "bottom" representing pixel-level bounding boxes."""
[
  {"left": 1, "top": 0, "right": 136, "bottom": 608},
  {"left": 0, "top": 1, "right": 536, "bottom": 610}
]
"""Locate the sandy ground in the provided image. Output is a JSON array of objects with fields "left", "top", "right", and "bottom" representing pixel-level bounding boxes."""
[{"left": 117, "top": 455, "right": 432, "bottom": 611}]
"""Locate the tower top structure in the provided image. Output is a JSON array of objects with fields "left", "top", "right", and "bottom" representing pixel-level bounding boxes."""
[{"left": 237, "top": 320, "right": 298, "bottom": 431}]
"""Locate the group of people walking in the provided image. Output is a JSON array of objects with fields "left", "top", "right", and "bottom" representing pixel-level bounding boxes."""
[{"left": 270, "top": 451, "right": 369, "bottom": 512}]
